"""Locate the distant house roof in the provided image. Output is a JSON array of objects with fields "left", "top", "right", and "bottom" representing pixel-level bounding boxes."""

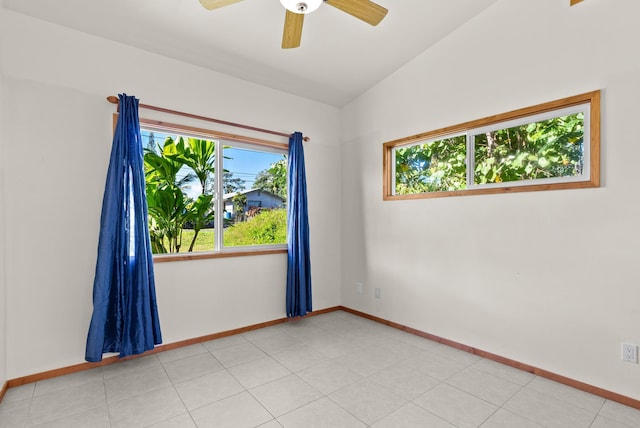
[{"left": 222, "top": 188, "right": 285, "bottom": 202}]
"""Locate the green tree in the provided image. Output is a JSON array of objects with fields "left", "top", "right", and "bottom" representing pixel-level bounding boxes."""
[
  {"left": 179, "top": 137, "right": 216, "bottom": 195},
  {"left": 474, "top": 113, "right": 583, "bottom": 184},
  {"left": 254, "top": 157, "right": 287, "bottom": 199},
  {"left": 144, "top": 136, "right": 216, "bottom": 253},
  {"left": 185, "top": 194, "right": 216, "bottom": 252},
  {"left": 395, "top": 136, "right": 466, "bottom": 194},
  {"left": 144, "top": 137, "right": 195, "bottom": 189},
  {"left": 223, "top": 171, "right": 246, "bottom": 194},
  {"left": 232, "top": 193, "right": 247, "bottom": 223},
  {"left": 146, "top": 182, "right": 190, "bottom": 253},
  {"left": 394, "top": 112, "right": 584, "bottom": 194}
]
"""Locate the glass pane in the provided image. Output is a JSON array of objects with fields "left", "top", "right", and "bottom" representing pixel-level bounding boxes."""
[
  {"left": 473, "top": 112, "right": 584, "bottom": 185},
  {"left": 141, "top": 130, "right": 218, "bottom": 254},
  {"left": 222, "top": 146, "right": 287, "bottom": 248},
  {"left": 394, "top": 135, "right": 467, "bottom": 194}
]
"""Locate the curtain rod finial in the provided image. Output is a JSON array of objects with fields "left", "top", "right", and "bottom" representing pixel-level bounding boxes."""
[
  {"left": 303, "top": 136, "right": 310, "bottom": 142},
  {"left": 106, "top": 96, "right": 119, "bottom": 104}
]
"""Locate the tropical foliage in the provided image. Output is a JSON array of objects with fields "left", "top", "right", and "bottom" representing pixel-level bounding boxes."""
[
  {"left": 254, "top": 158, "right": 287, "bottom": 200},
  {"left": 223, "top": 171, "right": 246, "bottom": 194},
  {"left": 143, "top": 134, "right": 288, "bottom": 254},
  {"left": 224, "top": 209, "right": 287, "bottom": 246},
  {"left": 395, "top": 136, "right": 467, "bottom": 194},
  {"left": 144, "top": 136, "right": 215, "bottom": 253},
  {"left": 146, "top": 182, "right": 190, "bottom": 253},
  {"left": 394, "top": 112, "right": 584, "bottom": 195}
]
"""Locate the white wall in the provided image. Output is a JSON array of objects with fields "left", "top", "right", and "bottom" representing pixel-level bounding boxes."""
[
  {"left": 0, "top": 0, "right": 7, "bottom": 388},
  {"left": 1, "top": 11, "right": 341, "bottom": 378},
  {"left": 341, "top": 0, "right": 640, "bottom": 400}
]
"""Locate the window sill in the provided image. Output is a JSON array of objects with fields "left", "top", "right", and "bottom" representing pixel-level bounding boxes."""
[
  {"left": 153, "top": 247, "right": 287, "bottom": 263},
  {"left": 384, "top": 179, "right": 599, "bottom": 200}
]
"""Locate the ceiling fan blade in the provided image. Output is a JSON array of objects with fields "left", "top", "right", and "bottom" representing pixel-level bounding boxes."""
[
  {"left": 282, "top": 10, "right": 304, "bottom": 49},
  {"left": 198, "top": 0, "right": 244, "bottom": 11},
  {"left": 325, "top": 0, "right": 388, "bottom": 26}
]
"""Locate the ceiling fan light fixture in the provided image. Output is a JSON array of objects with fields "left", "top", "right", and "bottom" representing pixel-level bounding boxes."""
[{"left": 280, "top": 0, "right": 323, "bottom": 14}]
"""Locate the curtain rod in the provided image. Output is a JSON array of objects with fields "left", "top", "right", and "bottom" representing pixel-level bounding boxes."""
[{"left": 106, "top": 96, "right": 310, "bottom": 142}]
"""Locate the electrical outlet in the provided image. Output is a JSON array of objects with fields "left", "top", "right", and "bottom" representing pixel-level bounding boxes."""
[
  {"left": 622, "top": 343, "right": 638, "bottom": 363},
  {"left": 375, "top": 288, "right": 381, "bottom": 299},
  {"left": 356, "top": 282, "right": 363, "bottom": 294}
]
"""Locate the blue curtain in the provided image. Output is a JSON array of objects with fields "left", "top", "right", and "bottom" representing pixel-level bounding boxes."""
[
  {"left": 86, "top": 94, "right": 162, "bottom": 362},
  {"left": 286, "top": 132, "right": 312, "bottom": 318}
]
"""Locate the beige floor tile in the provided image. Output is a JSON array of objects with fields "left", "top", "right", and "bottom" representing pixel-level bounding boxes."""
[
  {"left": 250, "top": 374, "right": 323, "bottom": 417},
  {"left": 190, "top": 391, "right": 272, "bottom": 428},
  {"left": 0, "top": 397, "right": 30, "bottom": 427},
  {"left": 446, "top": 367, "right": 522, "bottom": 406},
  {"left": 210, "top": 341, "right": 266, "bottom": 368},
  {"left": 372, "top": 402, "right": 455, "bottom": 428},
  {"left": 296, "top": 359, "right": 364, "bottom": 395},
  {"left": 598, "top": 400, "right": 640, "bottom": 427},
  {"left": 271, "top": 344, "right": 331, "bottom": 372},
  {"left": 329, "top": 378, "right": 407, "bottom": 425},
  {"left": 1, "top": 311, "right": 638, "bottom": 428},
  {"left": 526, "top": 376, "right": 605, "bottom": 412},
  {"left": 146, "top": 412, "right": 197, "bottom": 428},
  {"left": 28, "top": 378, "right": 106, "bottom": 426},
  {"left": 278, "top": 397, "right": 366, "bottom": 428},
  {"left": 108, "top": 386, "right": 185, "bottom": 428},
  {"left": 227, "top": 356, "right": 291, "bottom": 389},
  {"left": 201, "top": 334, "right": 248, "bottom": 352},
  {"left": 104, "top": 363, "right": 171, "bottom": 403},
  {"left": 479, "top": 408, "right": 543, "bottom": 428},
  {"left": 503, "top": 388, "right": 597, "bottom": 428},
  {"left": 470, "top": 358, "right": 535, "bottom": 386},
  {"left": 414, "top": 383, "right": 497, "bottom": 428},
  {"left": 163, "top": 352, "right": 223, "bottom": 384},
  {"left": 157, "top": 343, "right": 208, "bottom": 365},
  {"left": 367, "top": 363, "right": 440, "bottom": 401},
  {"left": 30, "top": 406, "right": 109, "bottom": 428},
  {"left": 175, "top": 369, "right": 244, "bottom": 410},
  {"left": 33, "top": 367, "right": 104, "bottom": 397}
]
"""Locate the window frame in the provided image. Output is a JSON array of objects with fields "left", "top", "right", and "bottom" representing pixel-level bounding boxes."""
[
  {"left": 131, "top": 116, "right": 289, "bottom": 262},
  {"left": 383, "top": 90, "right": 600, "bottom": 200}
]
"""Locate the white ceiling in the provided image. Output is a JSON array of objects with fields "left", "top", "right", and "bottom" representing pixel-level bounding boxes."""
[{"left": 3, "top": 0, "right": 498, "bottom": 106}]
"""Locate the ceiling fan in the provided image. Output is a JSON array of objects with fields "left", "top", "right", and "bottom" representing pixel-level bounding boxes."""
[{"left": 199, "top": 0, "right": 388, "bottom": 49}]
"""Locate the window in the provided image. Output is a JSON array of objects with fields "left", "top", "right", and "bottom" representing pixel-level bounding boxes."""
[
  {"left": 138, "top": 118, "right": 288, "bottom": 260},
  {"left": 383, "top": 91, "right": 600, "bottom": 199}
]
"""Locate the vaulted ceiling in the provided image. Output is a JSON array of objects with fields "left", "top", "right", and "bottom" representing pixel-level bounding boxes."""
[{"left": 3, "top": 0, "right": 499, "bottom": 106}]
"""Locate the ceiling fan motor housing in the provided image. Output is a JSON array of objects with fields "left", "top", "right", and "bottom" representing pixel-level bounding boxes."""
[{"left": 280, "top": 0, "right": 323, "bottom": 14}]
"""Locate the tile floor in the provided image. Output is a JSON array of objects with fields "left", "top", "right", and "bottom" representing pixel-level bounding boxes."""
[{"left": 0, "top": 310, "right": 639, "bottom": 427}]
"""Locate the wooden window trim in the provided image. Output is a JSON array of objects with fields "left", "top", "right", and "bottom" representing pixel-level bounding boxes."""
[
  {"left": 153, "top": 248, "right": 287, "bottom": 263},
  {"left": 112, "top": 114, "right": 288, "bottom": 151},
  {"left": 383, "top": 90, "right": 600, "bottom": 200},
  {"left": 113, "top": 115, "right": 289, "bottom": 262},
  {"left": 138, "top": 117, "right": 289, "bottom": 151}
]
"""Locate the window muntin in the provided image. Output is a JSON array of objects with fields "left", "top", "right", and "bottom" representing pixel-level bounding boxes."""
[
  {"left": 140, "top": 121, "right": 288, "bottom": 257},
  {"left": 383, "top": 91, "right": 600, "bottom": 200}
]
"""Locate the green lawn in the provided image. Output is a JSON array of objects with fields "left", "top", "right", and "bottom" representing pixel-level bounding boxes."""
[
  {"left": 158, "top": 209, "right": 287, "bottom": 254},
  {"left": 179, "top": 228, "right": 215, "bottom": 253}
]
